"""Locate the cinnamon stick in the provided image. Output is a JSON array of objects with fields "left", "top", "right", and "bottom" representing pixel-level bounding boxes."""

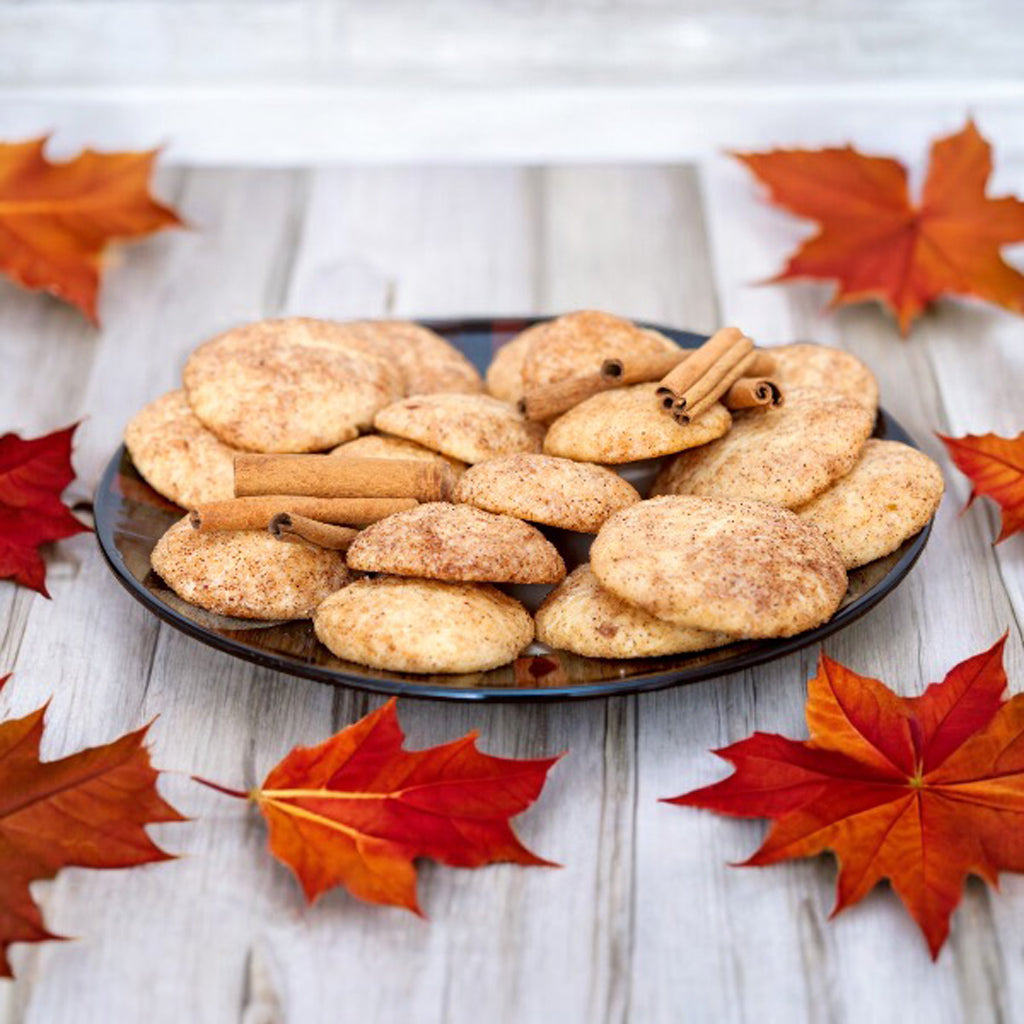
[
  {"left": 674, "top": 336, "right": 755, "bottom": 412},
  {"left": 520, "top": 340, "right": 774, "bottom": 422},
  {"left": 234, "top": 456, "right": 454, "bottom": 501},
  {"left": 190, "top": 495, "right": 418, "bottom": 532},
  {"left": 723, "top": 377, "right": 785, "bottom": 412},
  {"left": 603, "top": 346, "right": 775, "bottom": 385},
  {"left": 747, "top": 351, "right": 776, "bottom": 376},
  {"left": 519, "top": 348, "right": 685, "bottom": 420},
  {"left": 673, "top": 351, "right": 757, "bottom": 424},
  {"left": 519, "top": 372, "right": 607, "bottom": 421},
  {"left": 599, "top": 349, "right": 690, "bottom": 385},
  {"left": 518, "top": 333, "right": 775, "bottom": 422},
  {"left": 656, "top": 327, "right": 749, "bottom": 409},
  {"left": 269, "top": 513, "right": 359, "bottom": 551}
]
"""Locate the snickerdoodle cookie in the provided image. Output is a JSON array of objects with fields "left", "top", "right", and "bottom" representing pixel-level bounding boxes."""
[
  {"left": 543, "top": 384, "right": 731, "bottom": 464},
  {"left": 590, "top": 496, "right": 847, "bottom": 638},
  {"left": 486, "top": 323, "right": 544, "bottom": 405},
  {"left": 535, "top": 565, "right": 732, "bottom": 658},
  {"left": 454, "top": 453, "right": 639, "bottom": 532},
  {"left": 342, "top": 320, "right": 483, "bottom": 396},
  {"left": 651, "top": 385, "right": 874, "bottom": 508},
  {"left": 314, "top": 577, "right": 533, "bottom": 674},
  {"left": 373, "top": 393, "right": 544, "bottom": 464},
  {"left": 151, "top": 516, "right": 350, "bottom": 620},
  {"left": 797, "top": 439, "right": 943, "bottom": 568},
  {"left": 346, "top": 502, "right": 566, "bottom": 583},
  {"left": 124, "top": 389, "right": 239, "bottom": 507},
  {"left": 521, "top": 310, "right": 680, "bottom": 391},
  {"left": 183, "top": 318, "right": 401, "bottom": 453},
  {"left": 769, "top": 343, "right": 879, "bottom": 413}
]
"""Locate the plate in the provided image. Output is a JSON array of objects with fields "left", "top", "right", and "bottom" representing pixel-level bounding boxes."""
[{"left": 95, "top": 318, "right": 932, "bottom": 702}]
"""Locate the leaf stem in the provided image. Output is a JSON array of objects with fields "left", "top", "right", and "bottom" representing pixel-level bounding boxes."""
[{"left": 191, "top": 776, "right": 250, "bottom": 800}]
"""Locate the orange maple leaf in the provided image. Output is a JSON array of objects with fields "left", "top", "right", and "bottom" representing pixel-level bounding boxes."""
[
  {"left": 666, "top": 636, "right": 1022, "bottom": 957},
  {"left": 736, "top": 120, "right": 1024, "bottom": 333},
  {"left": 0, "top": 423, "right": 90, "bottom": 596},
  {"left": 938, "top": 431, "right": 1024, "bottom": 542},
  {"left": 197, "top": 699, "right": 560, "bottom": 914},
  {"left": 0, "top": 686, "right": 184, "bottom": 976},
  {"left": 0, "top": 137, "right": 182, "bottom": 323}
]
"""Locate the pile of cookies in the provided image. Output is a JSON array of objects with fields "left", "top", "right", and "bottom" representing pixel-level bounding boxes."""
[{"left": 125, "top": 311, "right": 943, "bottom": 676}]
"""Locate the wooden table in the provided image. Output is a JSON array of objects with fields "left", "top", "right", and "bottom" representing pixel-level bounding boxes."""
[{"left": 1, "top": 159, "right": 1021, "bottom": 1024}]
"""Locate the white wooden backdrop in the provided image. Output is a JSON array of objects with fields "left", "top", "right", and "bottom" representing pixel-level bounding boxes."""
[
  {"left": 0, "top": 150, "right": 1021, "bottom": 1023},
  {"left": 2, "top": 0, "right": 1024, "bottom": 164},
  {"left": 7, "top": 0, "right": 1024, "bottom": 88}
]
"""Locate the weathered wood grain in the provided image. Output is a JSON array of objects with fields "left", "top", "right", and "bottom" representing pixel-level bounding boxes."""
[
  {"left": 282, "top": 166, "right": 539, "bottom": 319},
  {"left": 0, "top": 158, "right": 1021, "bottom": 1024},
  {"left": 696, "top": 153, "right": 1024, "bottom": 1022},
  {"left": 266, "top": 166, "right": 624, "bottom": 1024},
  {"left": 0, "top": 167, "right": 311, "bottom": 1021}
]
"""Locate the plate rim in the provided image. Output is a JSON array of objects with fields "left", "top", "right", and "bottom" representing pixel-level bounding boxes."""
[{"left": 94, "top": 318, "right": 933, "bottom": 703}]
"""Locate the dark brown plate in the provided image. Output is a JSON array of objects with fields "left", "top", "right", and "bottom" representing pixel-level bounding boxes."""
[{"left": 95, "top": 318, "right": 932, "bottom": 702}]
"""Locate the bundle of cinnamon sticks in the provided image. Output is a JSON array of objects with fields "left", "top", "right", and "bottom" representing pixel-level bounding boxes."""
[
  {"left": 655, "top": 327, "right": 781, "bottom": 425},
  {"left": 188, "top": 455, "right": 455, "bottom": 552},
  {"left": 519, "top": 350, "right": 685, "bottom": 421},
  {"left": 518, "top": 326, "right": 783, "bottom": 423}
]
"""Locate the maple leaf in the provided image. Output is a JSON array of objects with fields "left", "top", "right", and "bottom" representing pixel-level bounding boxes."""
[
  {"left": 0, "top": 424, "right": 90, "bottom": 596},
  {"left": 0, "top": 687, "right": 183, "bottom": 976},
  {"left": 197, "top": 699, "right": 560, "bottom": 913},
  {"left": 0, "top": 137, "right": 182, "bottom": 323},
  {"left": 938, "top": 431, "right": 1024, "bottom": 542},
  {"left": 665, "top": 636, "right": 1024, "bottom": 957},
  {"left": 736, "top": 120, "right": 1024, "bottom": 333}
]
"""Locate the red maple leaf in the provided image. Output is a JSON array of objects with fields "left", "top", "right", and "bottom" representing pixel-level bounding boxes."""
[
  {"left": 0, "top": 686, "right": 184, "bottom": 976},
  {"left": 666, "top": 637, "right": 1022, "bottom": 957},
  {"left": 938, "top": 431, "right": 1024, "bottom": 542},
  {"left": 0, "top": 137, "right": 182, "bottom": 323},
  {"left": 0, "top": 423, "right": 90, "bottom": 596},
  {"left": 197, "top": 698, "right": 560, "bottom": 913},
  {"left": 736, "top": 120, "right": 1024, "bottom": 333}
]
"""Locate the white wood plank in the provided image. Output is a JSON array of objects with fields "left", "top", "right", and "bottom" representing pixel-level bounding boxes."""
[
  {"left": 572, "top": 166, "right": 850, "bottom": 1024},
  {"left": 905, "top": 147, "right": 1024, "bottom": 627},
  {"left": 884, "top": 159, "right": 1024, "bottom": 1017},
  {"left": 535, "top": 165, "right": 720, "bottom": 336},
  {"left": 693, "top": 151, "right": 1023, "bottom": 1022},
  {"left": 538, "top": 166, "right": 721, "bottom": 1023},
  {"left": 1, "top": 167, "right": 310, "bottom": 1022},
  {"left": 0, "top": 169, "right": 152, "bottom": 789},
  {"left": 264, "top": 165, "right": 627, "bottom": 1024},
  {"left": 282, "top": 165, "right": 538, "bottom": 319}
]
